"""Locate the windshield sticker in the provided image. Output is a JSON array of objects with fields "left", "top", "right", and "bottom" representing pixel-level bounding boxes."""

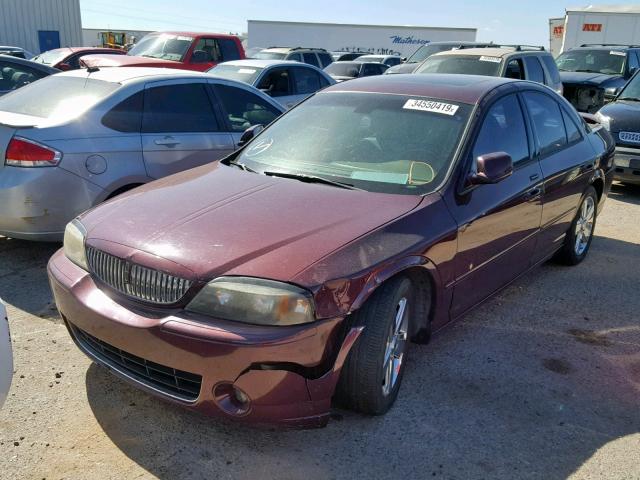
[
  {"left": 610, "top": 50, "right": 626, "bottom": 56},
  {"left": 479, "top": 56, "right": 502, "bottom": 63},
  {"left": 403, "top": 99, "right": 459, "bottom": 116},
  {"left": 177, "top": 36, "right": 193, "bottom": 41},
  {"left": 351, "top": 171, "right": 410, "bottom": 184},
  {"left": 244, "top": 138, "right": 273, "bottom": 157},
  {"left": 238, "top": 68, "right": 257, "bottom": 74}
]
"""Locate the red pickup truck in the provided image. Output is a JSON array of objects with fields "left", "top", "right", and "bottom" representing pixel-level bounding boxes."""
[{"left": 81, "top": 32, "right": 245, "bottom": 71}]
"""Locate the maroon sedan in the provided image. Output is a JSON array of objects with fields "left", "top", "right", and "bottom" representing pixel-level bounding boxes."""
[
  {"left": 31, "top": 47, "right": 125, "bottom": 70},
  {"left": 48, "top": 74, "right": 615, "bottom": 427}
]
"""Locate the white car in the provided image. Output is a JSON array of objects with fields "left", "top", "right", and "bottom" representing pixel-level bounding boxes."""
[
  {"left": 0, "top": 301, "right": 12, "bottom": 408},
  {"left": 208, "top": 59, "right": 335, "bottom": 109}
]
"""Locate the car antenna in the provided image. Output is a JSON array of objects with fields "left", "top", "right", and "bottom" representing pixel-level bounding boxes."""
[{"left": 86, "top": 66, "right": 100, "bottom": 73}]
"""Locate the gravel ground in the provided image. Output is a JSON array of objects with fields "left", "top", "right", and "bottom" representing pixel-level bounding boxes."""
[{"left": 0, "top": 183, "right": 639, "bottom": 480}]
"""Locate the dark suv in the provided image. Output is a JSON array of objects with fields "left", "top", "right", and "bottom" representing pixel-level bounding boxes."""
[{"left": 556, "top": 44, "right": 640, "bottom": 113}]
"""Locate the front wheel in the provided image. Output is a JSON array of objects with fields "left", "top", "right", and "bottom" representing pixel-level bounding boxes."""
[
  {"left": 335, "top": 276, "right": 413, "bottom": 415},
  {"left": 555, "top": 186, "right": 597, "bottom": 265}
]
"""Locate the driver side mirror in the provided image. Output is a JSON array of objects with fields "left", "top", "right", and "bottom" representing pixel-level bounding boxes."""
[
  {"left": 238, "top": 124, "right": 264, "bottom": 146},
  {"left": 191, "top": 50, "right": 208, "bottom": 63},
  {"left": 468, "top": 152, "right": 513, "bottom": 185}
]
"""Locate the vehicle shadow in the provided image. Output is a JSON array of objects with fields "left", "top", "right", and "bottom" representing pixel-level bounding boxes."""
[
  {"left": 609, "top": 182, "right": 640, "bottom": 205},
  {"left": 0, "top": 236, "right": 60, "bottom": 321},
  {"left": 84, "top": 234, "right": 640, "bottom": 480}
]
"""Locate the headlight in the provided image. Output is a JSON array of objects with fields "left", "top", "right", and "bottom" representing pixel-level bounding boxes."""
[
  {"left": 595, "top": 112, "right": 611, "bottom": 131},
  {"left": 63, "top": 219, "right": 88, "bottom": 270},
  {"left": 186, "top": 277, "right": 315, "bottom": 326}
]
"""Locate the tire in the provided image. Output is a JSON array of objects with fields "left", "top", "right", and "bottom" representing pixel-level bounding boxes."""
[
  {"left": 336, "top": 276, "right": 414, "bottom": 415},
  {"left": 555, "top": 186, "right": 598, "bottom": 266}
]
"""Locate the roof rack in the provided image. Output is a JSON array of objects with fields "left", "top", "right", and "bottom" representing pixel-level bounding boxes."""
[
  {"left": 499, "top": 44, "right": 546, "bottom": 51},
  {"left": 267, "top": 46, "right": 328, "bottom": 52},
  {"left": 579, "top": 43, "right": 640, "bottom": 48}
]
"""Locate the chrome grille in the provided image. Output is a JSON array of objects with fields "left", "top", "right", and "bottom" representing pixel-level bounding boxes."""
[{"left": 86, "top": 246, "right": 192, "bottom": 304}]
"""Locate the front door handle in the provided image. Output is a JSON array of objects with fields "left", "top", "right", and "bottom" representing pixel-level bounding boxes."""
[
  {"left": 154, "top": 137, "right": 180, "bottom": 147},
  {"left": 526, "top": 187, "right": 542, "bottom": 198}
]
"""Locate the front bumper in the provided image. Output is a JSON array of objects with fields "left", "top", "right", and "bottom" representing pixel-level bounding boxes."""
[
  {"left": 48, "top": 250, "right": 361, "bottom": 428},
  {"left": 613, "top": 146, "right": 640, "bottom": 185},
  {"left": 0, "top": 166, "right": 102, "bottom": 241}
]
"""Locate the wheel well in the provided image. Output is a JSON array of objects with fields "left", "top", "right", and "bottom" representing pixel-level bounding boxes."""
[
  {"left": 592, "top": 178, "right": 604, "bottom": 202},
  {"left": 106, "top": 183, "right": 144, "bottom": 200},
  {"left": 396, "top": 267, "right": 435, "bottom": 345}
]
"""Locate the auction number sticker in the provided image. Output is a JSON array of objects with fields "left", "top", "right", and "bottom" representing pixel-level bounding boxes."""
[
  {"left": 403, "top": 99, "right": 459, "bottom": 116},
  {"left": 479, "top": 56, "right": 502, "bottom": 63},
  {"left": 610, "top": 50, "right": 626, "bottom": 56}
]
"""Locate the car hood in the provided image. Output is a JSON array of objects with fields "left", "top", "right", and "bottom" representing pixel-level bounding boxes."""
[
  {"left": 598, "top": 100, "right": 640, "bottom": 132},
  {"left": 80, "top": 54, "right": 180, "bottom": 68},
  {"left": 81, "top": 163, "right": 422, "bottom": 284},
  {"left": 559, "top": 71, "right": 622, "bottom": 86},
  {"left": 385, "top": 63, "right": 417, "bottom": 74}
]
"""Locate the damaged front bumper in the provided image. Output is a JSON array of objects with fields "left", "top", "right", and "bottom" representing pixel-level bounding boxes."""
[{"left": 47, "top": 249, "right": 362, "bottom": 428}]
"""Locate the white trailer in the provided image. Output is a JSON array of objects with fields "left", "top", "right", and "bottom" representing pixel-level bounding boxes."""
[
  {"left": 549, "top": 17, "right": 565, "bottom": 57},
  {"left": 247, "top": 20, "right": 476, "bottom": 58},
  {"left": 555, "top": 5, "right": 640, "bottom": 54}
]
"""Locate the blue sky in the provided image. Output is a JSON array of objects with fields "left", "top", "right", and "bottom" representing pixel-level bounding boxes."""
[{"left": 80, "top": 0, "right": 626, "bottom": 46}]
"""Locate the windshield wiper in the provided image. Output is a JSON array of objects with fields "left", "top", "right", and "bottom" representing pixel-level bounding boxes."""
[
  {"left": 263, "top": 171, "right": 360, "bottom": 190},
  {"left": 225, "top": 159, "right": 258, "bottom": 173},
  {"left": 618, "top": 97, "right": 640, "bottom": 102}
]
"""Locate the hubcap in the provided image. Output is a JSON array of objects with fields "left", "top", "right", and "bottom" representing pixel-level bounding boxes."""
[
  {"left": 574, "top": 196, "right": 595, "bottom": 256},
  {"left": 382, "top": 297, "right": 409, "bottom": 396}
]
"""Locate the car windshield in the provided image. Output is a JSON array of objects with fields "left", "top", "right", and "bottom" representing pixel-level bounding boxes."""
[
  {"left": 128, "top": 34, "right": 193, "bottom": 61},
  {"left": 618, "top": 73, "right": 640, "bottom": 100},
  {"left": 255, "top": 51, "right": 287, "bottom": 60},
  {"left": 32, "top": 48, "right": 70, "bottom": 65},
  {"left": 207, "top": 64, "right": 264, "bottom": 84},
  {"left": 416, "top": 55, "right": 502, "bottom": 77},
  {"left": 407, "top": 44, "right": 459, "bottom": 63},
  {"left": 324, "top": 62, "right": 360, "bottom": 77},
  {"left": 0, "top": 76, "right": 119, "bottom": 121},
  {"left": 235, "top": 92, "right": 472, "bottom": 195},
  {"left": 556, "top": 49, "right": 626, "bottom": 75}
]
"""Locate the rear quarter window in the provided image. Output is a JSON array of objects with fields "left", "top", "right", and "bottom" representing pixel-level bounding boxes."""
[{"left": 101, "top": 91, "right": 143, "bottom": 132}]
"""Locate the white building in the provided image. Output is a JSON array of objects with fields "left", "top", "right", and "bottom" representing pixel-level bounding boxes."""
[
  {"left": 0, "top": 0, "right": 82, "bottom": 54},
  {"left": 248, "top": 20, "right": 476, "bottom": 58}
]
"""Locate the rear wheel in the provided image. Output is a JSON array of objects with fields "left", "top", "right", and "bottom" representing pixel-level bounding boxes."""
[
  {"left": 555, "top": 186, "right": 597, "bottom": 265},
  {"left": 336, "top": 276, "right": 413, "bottom": 415}
]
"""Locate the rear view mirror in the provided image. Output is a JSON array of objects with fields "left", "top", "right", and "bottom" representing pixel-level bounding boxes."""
[
  {"left": 469, "top": 152, "right": 513, "bottom": 185},
  {"left": 238, "top": 124, "right": 264, "bottom": 146}
]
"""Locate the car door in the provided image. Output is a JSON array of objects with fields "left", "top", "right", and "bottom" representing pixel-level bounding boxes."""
[
  {"left": 521, "top": 90, "right": 597, "bottom": 262},
  {"left": 255, "top": 67, "right": 297, "bottom": 108},
  {"left": 141, "top": 80, "right": 234, "bottom": 178},
  {"left": 448, "top": 92, "right": 544, "bottom": 318},
  {"left": 212, "top": 82, "right": 283, "bottom": 147}
]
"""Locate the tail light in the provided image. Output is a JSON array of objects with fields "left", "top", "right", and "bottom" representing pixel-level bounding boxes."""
[{"left": 5, "top": 137, "right": 62, "bottom": 167}]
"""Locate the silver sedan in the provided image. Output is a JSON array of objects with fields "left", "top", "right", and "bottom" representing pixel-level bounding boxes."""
[{"left": 0, "top": 67, "right": 285, "bottom": 241}]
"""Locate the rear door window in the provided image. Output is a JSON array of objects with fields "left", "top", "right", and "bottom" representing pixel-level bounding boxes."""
[
  {"left": 318, "top": 52, "right": 333, "bottom": 68},
  {"left": 473, "top": 94, "right": 530, "bottom": 164},
  {"left": 524, "top": 56, "right": 545, "bottom": 84},
  {"left": 523, "top": 91, "right": 567, "bottom": 156},
  {"left": 214, "top": 84, "right": 281, "bottom": 132},
  {"left": 293, "top": 67, "right": 323, "bottom": 94},
  {"left": 218, "top": 38, "right": 241, "bottom": 61},
  {"left": 302, "top": 52, "right": 320, "bottom": 67},
  {"left": 142, "top": 83, "right": 219, "bottom": 133},
  {"left": 101, "top": 91, "right": 143, "bottom": 132}
]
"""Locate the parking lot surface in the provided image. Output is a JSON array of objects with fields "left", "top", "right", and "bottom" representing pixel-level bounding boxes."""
[{"left": 0, "top": 184, "right": 639, "bottom": 480}]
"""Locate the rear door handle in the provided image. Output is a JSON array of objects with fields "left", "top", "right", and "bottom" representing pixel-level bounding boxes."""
[{"left": 154, "top": 137, "right": 180, "bottom": 147}]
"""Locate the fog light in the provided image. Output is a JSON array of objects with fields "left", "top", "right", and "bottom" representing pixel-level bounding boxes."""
[{"left": 212, "top": 382, "right": 251, "bottom": 417}]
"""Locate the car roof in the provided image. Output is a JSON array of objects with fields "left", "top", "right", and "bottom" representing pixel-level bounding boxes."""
[
  {"left": 261, "top": 47, "right": 325, "bottom": 53},
  {"left": 323, "top": 73, "right": 516, "bottom": 104},
  {"left": 56, "top": 66, "right": 209, "bottom": 84},
  {"left": 570, "top": 45, "right": 634, "bottom": 51},
  {"left": 433, "top": 47, "right": 516, "bottom": 58},
  {"left": 214, "top": 59, "right": 311, "bottom": 68},
  {"left": 144, "top": 31, "right": 239, "bottom": 40},
  {"left": 0, "top": 54, "right": 59, "bottom": 73}
]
